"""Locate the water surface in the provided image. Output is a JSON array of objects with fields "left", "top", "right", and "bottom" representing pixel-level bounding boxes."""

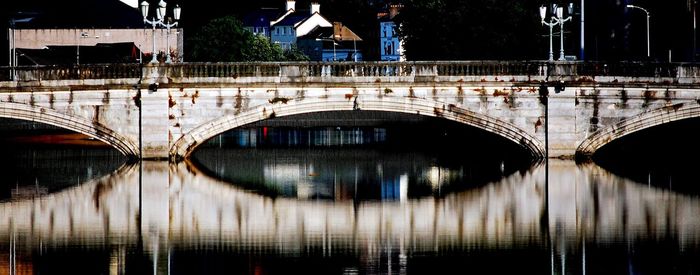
[{"left": 1, "top": 127, "right": 699, "bottom": 274}]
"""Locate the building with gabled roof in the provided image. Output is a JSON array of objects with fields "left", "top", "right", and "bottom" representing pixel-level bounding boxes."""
[
  {"left": 269, "top": 2, "right": 332, "bottom": 50},
  {"left": 242, "top": 0, "right": 365, "bottom": 59},
  {"left": 297, "top": 22, "right": 363, "bottom": 61}
]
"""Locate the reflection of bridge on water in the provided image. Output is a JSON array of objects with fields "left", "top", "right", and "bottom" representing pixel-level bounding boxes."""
[{"left": 1, "top": 160, "right": 699, "bottom": 254}]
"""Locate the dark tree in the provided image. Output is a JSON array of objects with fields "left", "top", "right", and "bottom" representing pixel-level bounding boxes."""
[
  {"left": 187, "top": 16, "right": 252, "bottom": 62},
  {"left": 244, "top": 34, "right": 285, "bottom": 61},
  {"left": 284, "top": 46, "right": 311, "bottom": 61},
  {"left": 397, "top": 0, "right": 544, "bottom": 60},
  {"left": 187, "top": 16, "right": 308, "bottom": 62}
]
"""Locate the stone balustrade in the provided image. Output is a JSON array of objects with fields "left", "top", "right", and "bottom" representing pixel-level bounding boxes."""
[{"left": 2, "top": 61, "right": 699, "bottom": 87}]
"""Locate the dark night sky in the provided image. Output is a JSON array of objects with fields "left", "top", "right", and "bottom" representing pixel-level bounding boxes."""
[
  {"left": 2, "top": 0, "right": 271, "bottom": 28},
  {"left": 1, "top": 0, "right": 698, "bottom": 63}
]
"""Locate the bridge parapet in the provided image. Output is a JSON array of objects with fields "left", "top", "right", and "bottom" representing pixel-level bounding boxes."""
[
  {"left": 159, "top": 61, "right": 547, "bottom": 85},
  {"left": 3, "top": 61, "right": 699, "bottom": 88},
  {"left": 560, "top": 62, "right": 700, "bottom": 84},
  {"left": 0, "top": 63, "right": 141, "bottom": 88}
]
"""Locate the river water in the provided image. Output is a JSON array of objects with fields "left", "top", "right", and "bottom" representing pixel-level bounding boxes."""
[{"left": 0, "top": 126, "right": 698, "bottom": 274}]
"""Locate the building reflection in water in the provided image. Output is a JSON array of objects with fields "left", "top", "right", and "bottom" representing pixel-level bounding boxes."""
[
  {"left": 1, "top": 158, "right": 699, "bottom": 274},
  {"left": 191, "top": 147, "right": 506, "bottom": 201}
]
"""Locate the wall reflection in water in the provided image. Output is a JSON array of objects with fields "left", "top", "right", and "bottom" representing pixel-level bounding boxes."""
[{"left": 1, "top": 158, "right": 699, "bottom": 274}]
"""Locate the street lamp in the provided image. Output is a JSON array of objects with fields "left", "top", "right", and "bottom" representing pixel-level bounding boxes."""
[
  {"left": 627, "top": 4, "right": 650, "bottom": 58},
  {"left": 556, "top": 4, "right": 573, "bottom": 61},
  {"left": 540, "top": 5, "right": 558, "bottom": 61},
  {"left": 162, "top": 5, "right": 181, "bottom": 63},
  {"left": 8, "top": 16, "right": 33, "bottom": 80},
  {"left": 540, "top": 4, "right": 573, "bottom": 61},
  {"left": 8, "top": 19, "right": 16, "bottom": 80},
  {"left": 77, "top": 31, "right": 90, "bottom": 65},
  {"left": 140, "top": 0, "right": 180, "bottom": 63},
  {"left": 140, "top": 1, "right": 161, "bottom": 63},
  {"left": 353, "top": 38, "right": 357, "bottom": 62},
  {"left": 316, "top": 37, "right": 338, "bottom": 61}
]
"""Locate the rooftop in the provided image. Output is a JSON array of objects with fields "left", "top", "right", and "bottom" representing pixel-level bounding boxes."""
[
  {"left": 10, "top": 0, "right": 147, "bottom": 29},
  {"left": 271, "top": 12, "right": 310, "bottom": 27}
]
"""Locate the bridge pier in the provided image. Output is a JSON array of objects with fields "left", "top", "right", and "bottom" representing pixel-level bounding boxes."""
[
  {"left": 140, "top": 85, "right": 171, "bottom": 160},
  {"left": 547, "top": 86, "right": 578, "bottom": 158}
]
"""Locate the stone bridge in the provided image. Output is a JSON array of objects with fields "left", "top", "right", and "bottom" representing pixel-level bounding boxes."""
[{"left": 1, "top": 61, "right": 699, "bottom": 160}]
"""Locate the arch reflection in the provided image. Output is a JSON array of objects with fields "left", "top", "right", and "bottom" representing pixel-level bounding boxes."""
[
  {"left": 191, "top": 147, "right": 523, "bottom": 201},
  {"left": 0, "top": 160, "right": 698, "bottom": 274}
]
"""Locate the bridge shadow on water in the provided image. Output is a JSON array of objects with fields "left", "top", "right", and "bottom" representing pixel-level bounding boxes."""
[
  {"left": 0, "top": 118, "right": 127, "bottom": 201},
  {"left": 592, "top": 117, "right": 700, "bottom": 195},
  {"left": 190, "top": 111, "right": 536, "bottom": 201}
]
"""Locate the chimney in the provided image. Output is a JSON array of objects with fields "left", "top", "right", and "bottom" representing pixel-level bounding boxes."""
[
  {"left": 333, "top": 22, "right": 342, "bottom": 40},
  {"left": 286, "top": 0, "right": 296, "bottom": 11},
  {"left": 311, "top": 2, "right": 320, "bottom": 14},
  {"left": 389, "top": 4, "right": 402, "bottom": 19}
]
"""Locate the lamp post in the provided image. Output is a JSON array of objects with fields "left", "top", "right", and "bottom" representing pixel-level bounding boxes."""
[
  {"left": 556, "top": 5, "right": 573, "bottom": 61},
  {"left": 316, "top": 37, "right": 337, "bottom": 61},
  {"left": 140, "top": 1, "right": 162, "bottom": 64},
  {"left": 140, "top": 0, "right": 180, "bottom": 63},
  {"left": 77, "top": 31, "right": 90, "bottom": 65},
  {"left": 8, "top": 16, "right": 33, "bottom": 79},
  {"left": 627, "top": 4, "right": 650, "bottom": 58},
  {"left": 540, "top": 5, "right": 558, "bottom": 61},
  {"left": 353, "top": 38, "right": 357, "bottom": 62},
  {"left": 161, "top": 5, "right": 181, "bottom": 63},
  {"left": 540, "top": 4, "right": 574, "bottom": 61},
  {"left": 331, "top": 40, "right": 337, "bottom": 61},
  {"left": 8, "top": 19, "right": 16, "bottom": 81}
]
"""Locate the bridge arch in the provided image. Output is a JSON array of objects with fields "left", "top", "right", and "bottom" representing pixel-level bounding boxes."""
[
  {"left": 577, "top": 102, "right": 700, "bottom": 157},
  {"left": 0, "top": 102, "right": 139, "bottom": 157},
  {"left": 170, "top": 97, "right": 545, "bottom": 160}
]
